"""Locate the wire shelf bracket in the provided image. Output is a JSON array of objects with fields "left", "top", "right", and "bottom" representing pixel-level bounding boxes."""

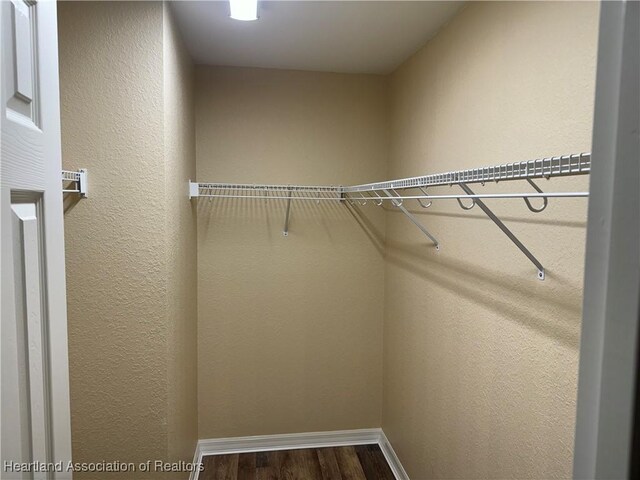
[
  {"left": 283, "top": 189, "right": 293, "bottom": 236},
  {"left": 382, "top": 189, "right": 439, "bottom": 249},
  {"left": 62, "top": 169, "right": 88, "bottom": 197},
  {"left": 459, "top": 182, "right": 545, "bottom": 280}
]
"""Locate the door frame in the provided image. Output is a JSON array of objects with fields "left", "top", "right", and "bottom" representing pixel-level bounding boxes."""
[{"left": 573, "top": 1, "right": 640, "bottom": 478}]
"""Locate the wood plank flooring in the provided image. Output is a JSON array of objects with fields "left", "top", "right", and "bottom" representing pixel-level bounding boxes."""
[{"left": 199, "top": 444, "right": 395, "bottom": 480}]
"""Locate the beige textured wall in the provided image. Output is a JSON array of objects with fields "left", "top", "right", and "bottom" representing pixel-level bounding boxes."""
[
  {"left": 195, "top": 66, "right": 388, "bottom": 438},
  {"left": 382, "top": 2, "right": 599, "bottom": 479},
  {"left": 59, "top": 1, "right": 197, "bottom": 476},
  {"left": 59, "top": 1, "right": 599, "bottom": 475},
  {"left": 163, "top": 3, "right": 198, "bottom": 462}
]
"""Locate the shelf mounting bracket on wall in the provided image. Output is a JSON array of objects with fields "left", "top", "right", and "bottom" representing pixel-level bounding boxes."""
[
  {"left": 283, "top": 188, "right": 293, "bottom": 236},
  {"left": 62, "top": 169, "right": 88, "bottom": 197},
  {"left": 383, "top": 189, "right": 439, "bottom": 249},
  {"left": 189, "top": 180, "right": 199, "bottom": 199},
  {"left": 459, "top": 182, "right": 545, "bottom": 280}
]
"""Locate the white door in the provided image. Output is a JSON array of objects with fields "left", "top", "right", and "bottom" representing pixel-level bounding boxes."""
[{"left": 1, "top": 1, "right": 72, "bottom": 479}]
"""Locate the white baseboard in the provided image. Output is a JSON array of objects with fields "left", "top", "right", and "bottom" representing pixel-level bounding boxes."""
[
  {"left": 378, "top": 430, "right": 410, "bottom": 480},
  {"left": 190, "top": 428, "right": 409, "bottom": 480}
]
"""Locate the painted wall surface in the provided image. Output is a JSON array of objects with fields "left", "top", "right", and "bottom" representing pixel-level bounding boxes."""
[
  {"left": 163, "top": 3, "right": 198, "bottom": 463},
  {"left": 382, "top": 2, "right": 599, "bottom": 479},
  {"left": 59, "top": 2, "right": 197, "bottom": 476},
  {"left": 59, "top": 1, "right": 599, "bottom": 476},
  {"left": 195, "top": 66, "right": 388, "bottom": 438}
]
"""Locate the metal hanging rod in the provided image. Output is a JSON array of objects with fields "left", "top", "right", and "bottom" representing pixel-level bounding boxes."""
[
  {"left": 189, "top": 152, "right": 591, "bottom": 280},
  {"left": 62, "top": 169, "right": 88, "bottom": 197},
  {"left": 346, "top": 192, "right": 588, "bottom": 201}
]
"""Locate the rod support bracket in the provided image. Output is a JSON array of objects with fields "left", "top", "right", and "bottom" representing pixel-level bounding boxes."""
[
  {"left": 382, "top": 189, "right": 439, "bottom": 248},
  {"left": 459, "top": 183, "right": 545, "bottom": 280},
  {"left": 283, "top": 189, "right": 293, "bottom": 236}
]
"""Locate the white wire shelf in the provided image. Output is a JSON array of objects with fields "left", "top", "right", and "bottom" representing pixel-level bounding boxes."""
[
  {"left": 190, "top": 182, "right": 342, "bottom": 201},
  {"left": 190, "top": 153, "right": 590, "bottom": 201},
  {"left": 343, "top": 153, "right": 590, "bottom": 193},
  {"left": 190, "top": 152, "right": 592, "bottom": 280},
  {"left": 62, "top": 169, "right": 88, "bottom": 197}
]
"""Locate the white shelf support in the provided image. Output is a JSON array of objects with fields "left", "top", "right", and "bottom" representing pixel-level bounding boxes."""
[
  {"left": 61, "top": 168, "right": 88, "bottom": 197},
  {"left": 459, "top": 183, "right": 545, "bottom": 280},
  {"left": 283, "top": 189, "right": 293, "bottom": 236},
  {"left": 382, "top": 189, "right": 439, "bottom": 249}
]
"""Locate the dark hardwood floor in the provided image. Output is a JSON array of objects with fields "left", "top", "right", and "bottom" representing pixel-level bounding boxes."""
[{"left": 199, "top": 444, "right": 395, "bottom": 480}]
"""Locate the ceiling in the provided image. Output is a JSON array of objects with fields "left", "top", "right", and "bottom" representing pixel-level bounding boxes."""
[{"left": 170, "top": 1, "right": 464, "bottom": 74}]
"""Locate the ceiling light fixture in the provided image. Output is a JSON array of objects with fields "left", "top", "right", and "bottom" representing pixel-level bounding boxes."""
[{"left": 229, "top": 0, "right": 258, "bottom": 21}]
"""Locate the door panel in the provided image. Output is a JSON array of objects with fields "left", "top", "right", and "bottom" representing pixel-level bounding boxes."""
[
  {"left": 12, "top": 198, "right": 49, "bottom": 468},
  {"left": 1, "top": 0, "right": 72, "bottom": 478},
  {"left": 3, "top": 196, "right": 49, "bottom": 478},
  {"left": 6, "top": 0, "right": 39, "bottom": 126}
]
